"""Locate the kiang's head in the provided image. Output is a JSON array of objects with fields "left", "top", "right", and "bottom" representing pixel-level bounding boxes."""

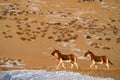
[
  {"left": 51, "top": 49, "right": 60, "bottom": 56},
  {"left": 84, "top": 50, "right": 93, "bottom": 58}
]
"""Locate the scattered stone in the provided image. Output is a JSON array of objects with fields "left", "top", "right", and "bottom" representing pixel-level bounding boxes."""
[
  {"left": 63, "top": 39, "right": 69, "bottom": 42},
  {"left": 8, "top": 35, "right": 13, "bottom": 38},
  {"left": 103, "top": 47, "right": 110, "bottom": 50},
  {"left": 54, "top": 22, "right": 61, "bottom": 25},
  {"left": 90, "top": 42, "right": 97, "bottom": 46},
  {"left": 2, "top": 32, "right": 6, "bottom": 34},
  {"left": 105, "top": 38, "right": 111, "bottom": 41},
  {"left": 27, "top": 39, "right": 31, "bottom": 41},
  {"left": 86, "top": 35, "right": 91, "bottom": 39},
  {"left": 48, "top": 36, "right": 54, "bottom": 39},
  {"left": 94, "top": 45, "right": 100, "bottom": 48},
  {"left": 20, "top": 37, "right": 26, "bottom": 41},
  {"left": 17, "top": 25, "right": 20, "bottom": 27},
  {"left": 4, "top": 36, "right": 8, "bottom": 38},
  {"left": 36, "top": 31, "right": 40, "bottom": 34},
  {"left": 18, "top": 28, "right": 23, "bottom": 30},
  {"left": 97, "top": 37, "right": 102, "bottom": 40},
  {"left": 6, "top": 25, "right": 11, "bottom": 28},
  {"left": 30, "top": 35, "right": 36, "bottom": 40},
  {"left": 26, "top": 25, "right": 31, "bottom": 28},
  {"left": 116, "top": 38, "right": 120, "bottom": 43},
  {"left": 37, "top": 27, "right": 41, "bottom": 30},
  {"left": 55, "top": 39, "right": 62, "bottom": 42},
  {"left": 72, "top": 36, "right": 77, "bottom": 40},
  {"left": 41, "top": 33, "right": 46, "bottom": 37},
  {"left": 42, "top": 30, "right": 48, "bottom": 32},
  {"left": 16, "top": 32, "right": 23, "bottom": 35},
  {"left": 0, "top": 16, "right": 6, "bottom": 20}
]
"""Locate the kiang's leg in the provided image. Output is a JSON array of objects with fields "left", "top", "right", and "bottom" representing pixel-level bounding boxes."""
[
  {"left": 105, "top": 58, "right": 109, "bottom": 69},
  {"left": 90, "top": 60, "right": 95, "bottom": 69},
  {"left": 94, "top": 65, "right": 97, "bottom": 69},
  {"left": 74, "top": 62, "right": 79, "bottom": 69},
  {"left": 104, "top": 57, "right": 109, "bottom": 69},
  {"left": 70, "top": 63, "right": 74, "bottom": 69},
  {"left": 90, "top": 64, "right": 94, "bottom": 68},
  {"left": 62, "top": 62, "right": 66, "bottom": 69},
  {"left": 105, "top": 63, "right": 109, "bottom": 69},
  {"left": 56, "top": 60, "right": 62, "bottom": 69}
]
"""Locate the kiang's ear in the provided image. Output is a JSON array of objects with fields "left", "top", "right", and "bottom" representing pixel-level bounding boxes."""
[
  {"left": 53, "top": 48, "right": 57, "bottom": 51},
  {"left": 88, "top": 50, "right": 91, "bottom": 52}
]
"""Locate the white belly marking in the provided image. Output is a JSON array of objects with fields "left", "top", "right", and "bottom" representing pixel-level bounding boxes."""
[
  {"left": 63, "top": 60, "right": 71, "bottom": 63},
  {"left": 95, "top": 61, "right": 103, "bottom": 64}
]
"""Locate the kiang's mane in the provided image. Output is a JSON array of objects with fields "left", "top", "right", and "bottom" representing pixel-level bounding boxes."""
[
  {"left": 55, "top": 49, "right": 62, "bottom": 55},
  {"left": 88, "top": 50, "right": 95, "bottom": 56}
]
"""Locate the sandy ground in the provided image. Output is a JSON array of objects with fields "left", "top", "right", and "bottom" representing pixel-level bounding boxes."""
[{"left": 0, "top": 0, "right": 120, "bottom": 80}]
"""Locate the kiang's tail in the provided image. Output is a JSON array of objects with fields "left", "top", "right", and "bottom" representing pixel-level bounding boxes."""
[{"left": 108, "top": 59, "right": 113, "bottom": 65}]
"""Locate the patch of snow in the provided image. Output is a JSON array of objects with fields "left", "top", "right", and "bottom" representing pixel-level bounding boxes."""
[
  {"left": 74, "top": 11, "right": 96, "bottom": 17},
  {"left": 0, "top": 57, "right": 24, "bottom": 68},
  {"left": 8, "top": 9, "right": 19, "bottom": 12},
  {"left": 60, "top": 42, "right": 68, "bottom": 47},
  {"left": 59, "top": 40, "right": 75, "bottom": 47},
  {"left": 55, "top": 5, "right": 61, "bottom": 8},
  {"left": 100, "top": 2, "right": 106, "bottom": 5},
  {"left": 0, "top": 3, "right": 10, "bottom": 5},
  {"left": 100, "top": 1, "right": 120, "bottom": 10},
  {"left": 101, "top": 5, "right": 109, "bottom": 8},
  {"left": 46, "top": 14, "right": 71, "bottom": 19},
  {"left": 111, "top": 6, "right": 118, "bottom": 9},
  {"left": 40, "top": 1, "right": 48, "bottom": 4},
  {"left": 28, "top": 4, "right": 39, "bottom": 11},
  {"left": 78, "top": 56, "right": 89, "bottom": 60},
  {"left": 47, "top": 14, "right": 61, "bottom": 18},
  {"left": 2, "top": 61, "right": 13, "bottom": 68},
  {"left": 94, "top": 36, "right": 101, "bottom": 40},
  {"left": 14, "top": 59, "right": 25, "bottom": 66},
  {"left": 29, "top": 0, "right": 40, "bottom": 2},
  {"left": 0, "top": 70, "right": 114, "bottom": 80},
  {"left": 75, "top": 17, "right": 87, "bottom": 24},
  {"left": 87, "top": 40, "right": 92, "bottom": 45},
  {"left": 71, "top": 48, "right": 81, "bottom": 52},
  {"left": 42, "top": 52, "right": 48, "bottom": 55}
]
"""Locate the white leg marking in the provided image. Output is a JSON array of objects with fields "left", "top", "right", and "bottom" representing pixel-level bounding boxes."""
[
  {"left": 62, "top": 63, "right": 66, "bottom": 69},
  {"left": 56, "top": 59, "right": 62, "bottom": 69},
  {"left": 90, "top": 60, "right": 95, "bottom": 69},
  {"left": 106, "top": 63, "right": 109, "bottom": 69},
  {"left": 90, "top": 64, "right": 93, "bottom": 68},
  {"left": 95, "top": 65, "right": 97, "bottom": 69},
  {"left": 71, "top": 63, "right": 74, "bottom": 69},
  {"left": 74, "top": 62, "right": 79, "bottom": 69},
  {"left": 106, "top": 58, "right": 109, "bottom": 69}
]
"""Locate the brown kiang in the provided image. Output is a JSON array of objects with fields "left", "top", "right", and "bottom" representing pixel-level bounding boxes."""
[
  {"left": 51, "top": 49, "right": 79, "bottom": 69},
  {"left": 84, "top": 50, "right": 113, "bottom": 69}
]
